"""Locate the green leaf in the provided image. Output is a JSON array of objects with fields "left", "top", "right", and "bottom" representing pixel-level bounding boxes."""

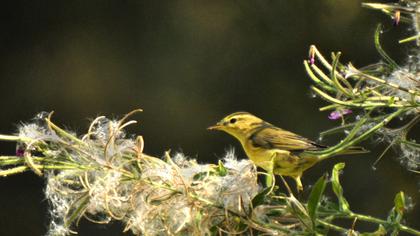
[
  {"left": 287, "top": 195, "right": 313, "bottom": 230},
  {"left": 394, "top": 191, "right": 405, "bottom": 216},
  {"left": 331, "top": 163, "right": 350, "bottom": 212},
  {"left": 65, "top": 193, "right": 90, "bottom": 228},
  {"left": 217, "top": 160, "right": 227, "bottom": 176},
  {"left": 374, "top": 24, "right": 398, "bottom": 69},
  {"left": 388, "top": 96, "right": 395, "bottom": 105},
  {"left": 252, "top": 186, "right": 273, "bottom": 207},
  {"left": 385, "top": 192, "right": 406, "bottom": 236},
  {"left": 193, "top": 171, "right": 209, "bottom": 181},
  {"left": 194, "top": 211, "right": 203, "bottom": 228},
  {"left": 307, "top": 174, "right": 327, "bottom": 223}
]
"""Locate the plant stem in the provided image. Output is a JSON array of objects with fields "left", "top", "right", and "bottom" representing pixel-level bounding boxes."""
[
  {"left": 317, "top": 219, "right": 348, "bottom": 233},
  {"left": 317, "top": 211, "right": 420, "bottom": 235},
  {"left": 0, "top": 134, "right": 33, "bottom": 143},
  {"left": 316, "top": 108, "right": 407, "bottom": 159},
  {"left": 337, "top": 212, "right": 420, "bottom": 235}
]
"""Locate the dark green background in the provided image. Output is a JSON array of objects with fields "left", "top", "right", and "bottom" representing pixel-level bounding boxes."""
[{"left": 0, "top": 0, "right": 418, "bottom": 235}]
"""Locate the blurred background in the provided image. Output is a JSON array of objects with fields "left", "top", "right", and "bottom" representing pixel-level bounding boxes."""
[{"left": 0, "top": 0, "right": 418, "bottom": 235}]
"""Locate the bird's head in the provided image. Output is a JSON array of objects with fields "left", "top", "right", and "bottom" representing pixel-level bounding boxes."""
[{"left": 208, "top": 112, "right": 264, "bottom": 142}]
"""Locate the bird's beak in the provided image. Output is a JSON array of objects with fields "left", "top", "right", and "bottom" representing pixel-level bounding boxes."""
[{"left": 207, "top": 122, "right": 223, "bottom": 131}]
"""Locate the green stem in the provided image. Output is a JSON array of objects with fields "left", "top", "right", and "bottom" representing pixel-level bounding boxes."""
[
  {"left": 0, "top": 134, "right": 33, "bottom": 143},
  {"left": 331, "top": 52, "right": 353, "bottom": 97},
  {"left": 318, "top": 211, "right": 420, "bottom": 235},
  {"left": 0, "top": 166, "right": 28, "bottom": 176},
  {"left": 319, "top": 104, "right": 340, "bottom": 111},
  {"left": 399, "top": 34, "right": 420, "bottom": 44},
  {"left": 348, "top": 65, "right": 420, "bottom": 96},
  {"left": 304, "top": 60, "right": 336, "bottom": 93},
  {"left": 401, "top": 140, "right": 420, "bottom": 148},
  {"left": 347, "top": 213, "right": 420, "bottom": 235},
  {"left": 45, "top": 118, "right": 87, "bottom": 146},
  {"left": 312, "top": 86, "right": 412, "bottom": 109},
  {"left": 311, "top": 63, "right": 335, "bottom": 86},
  {"left": 0, "top": 156, "right": 90, "bottom": 169},
  {"left": 319, "top": 114, "right": 389, "bottom": 137},
  {"left": 312, "top": 108, "right": 407, "bottom": 159},
  {"left": 374, "top": 24, "right": 399, "bottom": 69},
  {"left": 317, "top": 219, "right": 348, "bottom": 233}
]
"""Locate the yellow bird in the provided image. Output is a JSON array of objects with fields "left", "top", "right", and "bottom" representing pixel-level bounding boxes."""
[{"left": 208, "top": 112, "right": 366, "bottom": 191}]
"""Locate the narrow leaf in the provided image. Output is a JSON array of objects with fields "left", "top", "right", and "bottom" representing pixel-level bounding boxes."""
[
  {"left": 217, "top": 160, "right": 227, "bottom": 176},
  {"left": 307, "top": 174, "right": 327, "bottom": 222},
  {"left": 65, "top": 193, "right": 90, "bottom": 228},
  {"left": 252, "top": 186, "right": 272, "bottom": 207},
  {"left": 331, "top": 163, "right": 350, "bottom": 212},
  {"left": 394, "top": 191, "right": 405, "bottom": 215},
  {"left": 374, "top": 24, "right": 398, "bottom": 69}
]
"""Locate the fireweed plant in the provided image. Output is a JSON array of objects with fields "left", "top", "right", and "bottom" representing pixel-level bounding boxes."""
[
  {"left": 0, "top": 110, "right": 417, "bottom": 236},
  {"left": 0, "top": 2, "right": 419, "bottom": 236},
  {"left": 306, "top": 1, "right": 420, "bottom": 172}
]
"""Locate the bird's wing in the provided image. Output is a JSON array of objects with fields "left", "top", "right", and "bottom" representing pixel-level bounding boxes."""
[{"left": 250, "top": 125, "right": 325, "bottom": 152}]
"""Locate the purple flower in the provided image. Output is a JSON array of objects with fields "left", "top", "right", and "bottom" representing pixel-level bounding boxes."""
[
  {"left": 309, "top": 46, "right": 316, "bottom": 65},
  {"left": 328, "top": 109, "right": 352, "bottom": 120},
  {"left": 309, "top": 57, "right": 315, "bottom": 65},
  {"left": 16, "top": 148, "right": 25, "bottom": 157}
]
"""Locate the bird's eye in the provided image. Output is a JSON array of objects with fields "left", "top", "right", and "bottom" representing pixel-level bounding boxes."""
[{"left": 230, "top": 118, "right": 237, "bottom": 124}]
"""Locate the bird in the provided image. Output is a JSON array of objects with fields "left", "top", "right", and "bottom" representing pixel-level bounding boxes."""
[{"left": 208, "top": 111, "right": 366, "bottom": 191}]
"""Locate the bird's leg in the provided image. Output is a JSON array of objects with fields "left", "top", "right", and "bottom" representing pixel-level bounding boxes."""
[
  {"left": 294, "top": 175, "right": 303, "bottom": 192},
  {"left": 265, "top": 158, "right": 275, "bottom": 187},
  {"left": 265, "top": 171, "right": 274, "bottom": 187}
]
